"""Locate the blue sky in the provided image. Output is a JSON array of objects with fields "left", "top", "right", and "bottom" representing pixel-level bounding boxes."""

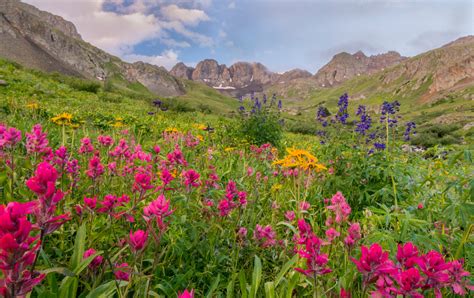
[{"left": 25, "top": 0, "right": 473, "bottom": 72}]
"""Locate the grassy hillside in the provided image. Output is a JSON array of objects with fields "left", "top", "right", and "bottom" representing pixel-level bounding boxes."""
[{"left": 0, "top": 58, "right": 239, "bottom": 119}]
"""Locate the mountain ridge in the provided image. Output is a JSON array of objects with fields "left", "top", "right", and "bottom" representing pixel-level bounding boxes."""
[{"left": 0, "top": 0, "right": 184, "bottom": 97}]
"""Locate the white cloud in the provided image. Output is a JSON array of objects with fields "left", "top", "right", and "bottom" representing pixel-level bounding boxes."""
[
  {"left": 228, "top": 1, "right": 236, "bottom": 9},
  {"left": 161, "top": 4, "right": 210, "bottom": 26},
  {"left": 123, "top": 50, "right": 180, "bottom": 70},
  {"left": 161, "top": 21, "right": 214, "bottom": 47},
  {"left": 161, "top": 39, "right": 191, "bottom": 48},
  {"left": 24, "top": 0, "right": 161, "bottom": 56}
]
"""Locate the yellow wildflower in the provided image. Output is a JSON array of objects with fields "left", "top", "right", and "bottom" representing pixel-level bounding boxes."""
[
  {"left": 111, "top": 121, "right": 124, "bottom": 128},
  {"left": 224, "top": 147, "right": 235, "bottom": 152},
  {"left": 193, "top": 123, "right": 207, "bottom": 130},
  {"left": 26, "top": 103, "right": 39, "bottom": 109},
  {"left": 51, "top": 112, "right": 73, "bottom": 125},
  {"left": 197, "top": 135, "right": 204, "bottom": 141},
  {"left": 273, "top": 148, "right": 327, "bottom": 172},
  {"left": 164, "top": 127, "right": 179, "bottom": 133},
  {"left": 271, "top": 184, "right": 283, "bottom": 192}
]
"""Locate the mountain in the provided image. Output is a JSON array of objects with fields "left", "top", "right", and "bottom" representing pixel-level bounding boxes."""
[
  {"left": 313, "top": 51, "right": 407, "bottom": 87},
  {"left": 170, "top": 59, "right": 313, "bottom": 97},
  {"left": 169, "top": 51, "right": 404, "bottom": 98},
  {"left": 0, "top": 0, "right": 184, "bottom": 97},
  {"left": 266, "top": 36, "right": 474, "bottom": 128}
]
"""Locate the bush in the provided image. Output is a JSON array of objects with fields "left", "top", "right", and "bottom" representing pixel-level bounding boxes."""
[
  {"left": 286, "top": 121, "right": 318, "bottom": 135},
  {"left": 410, "top": 124, "right": 461, "bottom": 147},
  {"left": 49, "top": 72, "right": 101, "bottom": 93},
  {"left": 198, "top": 104, "right": 212, "bottom": 114},
  {"left": 238, "top": 95, "right": 283, "bottom": 147}
]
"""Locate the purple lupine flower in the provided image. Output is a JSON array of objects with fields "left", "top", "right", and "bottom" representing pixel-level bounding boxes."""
[
  {"left": 278, "top": 100, "right": 282, "bottom": 109},
  {"left": 404, "top": 122, "right": 416, "bottom": 141},
  {"left": 374, "top": 142, "right": 386, "bottom": 150},
  {"left": 380, "top": 100, "right": 400, "bottom": 127},
  {"left": 355, "top": 105, "right": 372, "bottom": 135},
  {"left": 317, "top": 106, "right": 330, "bottom": 127},
  {"left": 153, "top": 99, "right": 162, "bottom": 107},
  {"left": 336, "top": 93, "right": 349, "bottom": 124}
]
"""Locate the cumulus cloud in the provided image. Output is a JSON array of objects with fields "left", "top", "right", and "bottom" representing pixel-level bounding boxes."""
[
  {"left": 23, "top": 0, "right": 215, "bottom": 68},
  {"left": 123, "top": 50, "right": 180, "bottom": 70},
  {"left": 161, "top": 4, "right": 209, "bottom": 26},
  {"left": 161, "top": 21, "right": 214, "bottom": 47},
  {"left": 24, "top": 0, "right": 161, "bottom": 56}
]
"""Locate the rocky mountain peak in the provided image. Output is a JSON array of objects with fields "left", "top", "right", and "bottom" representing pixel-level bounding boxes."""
[
  {"left": 177, "top": 57, "right": 317, "bottom": 97},
  {"left": 170, "top": 62, "right": 194, "bottom": 80},
  {"left": 313, "top": 50, "right": 406, "bottom": 87}
]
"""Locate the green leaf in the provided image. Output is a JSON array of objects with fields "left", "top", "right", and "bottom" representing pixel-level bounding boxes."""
[
  {"left": 274, "top": 255, "right": 298, "bottom": 287},
  {"left": 285, "top": 272, "right": 299, "bottom": 298},
  {"left": 206, "top": 273, "right": 221, "bottom": 298},
  {"left": 239, "top": 270, "right": 248, "bottom": 298},
  {"left": 70, "top": 224, "right": 87, "bottom": 270},
  {"left": 249, "top": 255, "right": 262, "bottom": 298},
  {"left": 226, "top": 273, "right": 235, "bottom": 298},
  {"left": 40, "top": 267, "right": 75, "bottom": 277},
  {"left": 264, "top": 282, "right": 275, "bottom": 298},
  {"left": 85, "top": 281, "right": 117, "bottom": 298}
]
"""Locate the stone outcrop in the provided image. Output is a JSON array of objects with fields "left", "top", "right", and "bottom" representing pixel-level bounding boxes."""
[{"left": 170, "top": 62, "right": 194, "bottom": 80}]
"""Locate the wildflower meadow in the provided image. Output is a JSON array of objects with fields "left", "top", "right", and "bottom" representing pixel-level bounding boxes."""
[{"left": 0, "top": 88, "right": 472, "bottom": 298}]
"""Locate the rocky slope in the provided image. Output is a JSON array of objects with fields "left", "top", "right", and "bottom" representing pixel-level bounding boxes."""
[
  {"left": 170, "top": 51, "right": 404, "bottom": 97},
  {"left": 171, "top": 59, "right": 312, "bottom": 97},
  {"left": 0, "top": 0, "right": 184, "bottom": 97},
  {"left": 313, "top": 51, "right": 407, "bottom": 87},
  {"left": 266, "top": 36, "right": 474, "bottom": 109}
]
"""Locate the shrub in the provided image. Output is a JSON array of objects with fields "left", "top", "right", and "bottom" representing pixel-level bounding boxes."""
[
  {"left": 237, "top": 94, "right": 283, "bottom": 147},
  {"left": 410, "top": 124, "right": 461, "bottom": 147},
  {"left": 286, "top": 121, "right": 318, "bottom": 135}
]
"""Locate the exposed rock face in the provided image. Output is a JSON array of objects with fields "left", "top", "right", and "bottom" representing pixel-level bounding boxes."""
[
  {"left": 277, "top": 69, "right": 312, "bottom": 82},
  {"left": 267, "top": 35, "right": 473, "bottom": 105},
  {"left": 122, "top": 62, "right": 185, "bottom": 97},
  {"left": 173, "top": 59, "right": 309, "bottom": 96},
  {"left": 170, "top": 62, "right": 194, "bottom": 80},
  {"left": 313, "top": 50, "right": 406, "bottom": 87},
  {"left": 0, "top": 0, "right": 184, "bottom": 97},
  {"left": 379, "top": 36, "right": 474, "bottom": 97},
  {"left": 191, "top": 59, "right": 224, "bottom": 85}
]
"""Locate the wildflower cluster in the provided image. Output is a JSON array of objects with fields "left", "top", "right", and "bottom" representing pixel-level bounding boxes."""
[
  {"left": 352, "top": 242, "right": 473, "bottom": 296},
  {"left": 273, "top": 148, "right": 326, "bottom": 172}
]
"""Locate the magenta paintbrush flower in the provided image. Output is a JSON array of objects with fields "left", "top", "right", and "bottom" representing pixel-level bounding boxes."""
[
  {"left": 79, "top": 137, "right": 94, "bottom": 154},
  {"left": 83, "top": 248, "right": 103, "bottom": 270},
  {"left": 326, "top": 192, "right": 351, "bottom": 225},
  {"left": 26, "top": 124, "right": 50, "bottom": 155},
  {"left": 396, "top": 242, "right": 419, "bottom": 269},
  {"left": 351, "top": 243, "right": 397, "bottom": 286},
  {"left": 26, "top": 162, "right": 70, "bottom": 235},
  {"left": 253, "top": 224, "right": 277, "bottom": 248},
  {"left": 86, "top": 155, "right": 104, "bottom": 179},
  {"left": 0, "top": 202, "right": 45, "bottom": 297},
  {"left": 178, "top": 289, "right": 194, "bottom": 298},
  {"left": 183, "top": 169, "right": 201, "bottom": 189},
  {"left": 128, "top": 230, "right": 148, "bottom": 253},
  {"left": 114, "top": 263, "right": 130, "bottom": 281},
  {"left": 294, "top": 219, "right": 331, "bottom": 278}
]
